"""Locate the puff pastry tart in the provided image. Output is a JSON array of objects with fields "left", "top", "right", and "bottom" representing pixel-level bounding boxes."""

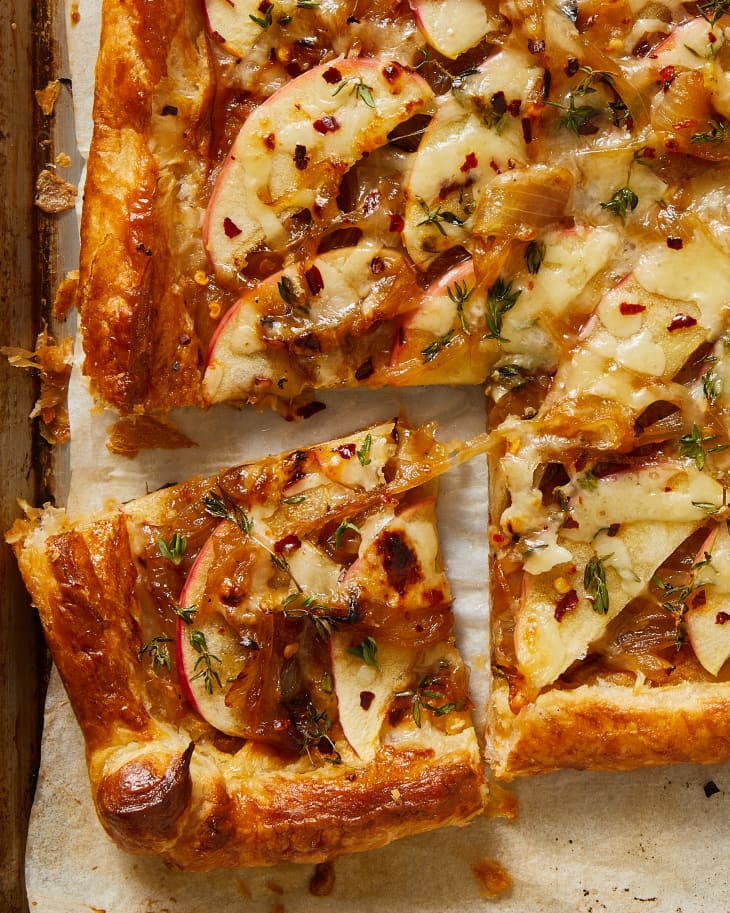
[{"left": 8, "top": 419, "right": 486, "bottom": 868}]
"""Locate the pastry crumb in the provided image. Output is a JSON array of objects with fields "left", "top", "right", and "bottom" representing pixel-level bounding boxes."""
[
  {"left": 53, "top": 270, "right": 79, "bottom": 320},
  {"left": 35, "top": 168, "right": 77, "bottom": 213},
  {"left": 106, "top": 415, "right": 197, "bottom": 458},
  {"left": 485, "top": 781, "right": 519, "bottom": 820},
  {"left": 35, "top": 80, "right": 61, "bottom": 116},
  {"left": 472, "top": 858, "right": 513, "bottom": 899},
  {"left": 308, "top": 861, "right": 335, "bottom": 897}
]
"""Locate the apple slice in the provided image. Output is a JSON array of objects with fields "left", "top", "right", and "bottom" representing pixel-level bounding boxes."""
[
  {"left": 686, "top": 524, "right": 730, "bottom": 675},
  {"left": 202, "top": 244, "right": 414, "bottom": 405},
  {"left": 204, "top": 58, "right": 433, "bottom": 279},
  {"left": 401, "top": 49, "right": 541, "bottom": 266},
  {"left": 176, "top": 523, "right": 261, "bottom": 735},
  {"left": 330, "top": 632, "right": 413, "bottom": 761},
  {"left": 410, "top": 0, "right": 491, "bottom": 59},
  {"left": 514, "top": 461, "right": 723, "bottom": 690}
]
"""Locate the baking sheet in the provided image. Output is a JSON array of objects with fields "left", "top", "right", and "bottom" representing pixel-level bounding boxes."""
[{"left": 25, "top": 2, "right": 730, "bottom": 910}]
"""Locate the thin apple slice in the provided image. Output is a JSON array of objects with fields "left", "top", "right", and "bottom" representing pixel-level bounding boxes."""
[
  {"left": 202, "top": 244, "right": 415, "bottom": 404},
  {"left": 176, "top": 522, "right": 261, "bottom": 735},
  {"left": 686, "top": 524, "right": 730, "bottom": 675},
  {"left": 514, "top": 461, "right": 724, "bottom": 690},
  {"left": 409, "top": 0, "right": 491, "bottom": 59},
  {"left": 330, "top": 632, "right": 413, "bottom": 761},
  {"left": 401, "top": 49, "right": 542, "bottom": 266},
  {"left": 386, "top": 260, "right": 495, "bottom": 385},
  {"left": 204, "top": 58, "right": 433, "bottom": 279}
]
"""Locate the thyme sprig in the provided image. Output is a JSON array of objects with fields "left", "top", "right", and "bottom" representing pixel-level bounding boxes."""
[
  {"left": 189, "top": 629, "right": 223, "bottom": 694},
  {"left": 584, "top": 554, "right": 612, "bottom": 615},
  {"left": 653, "top": 550, "right": 715, "bottom": 648},
  {"left": 332, "top": 76, "right": 375, "bottom": 108},
  {"left": 525, "top": 239, "right": 546, "bottom": 275},
  {"left": 678, "top": 423, "right": 729, "bottom": 470},
  {"left": 203, "top": 486, "right": 253, "bottom": 534},
  {"left": 698, "top": 0, "right": 730, "bottom": 27},
  {"left": 447, "top": 280, "right": 474, "bottom": 333},
  {"left": 484, "top": 278, "right": 522, "bottom": 341},
  {"left": 600, "top": 185, "right": 638, "bottom": 223},
  {"left": 249, "top": 2, "right": 274, "bottom": 28},
  {"left": 422, "top": 330, "right": 456, "bottom": 363},
  {"left": 415, "top": 198, "right": 466, "bottom": 236},
  {"left": 691, "top": 118, "right": 728, "bottom": 145},
  {"left": 138, "top": 635, "right": 173, "bottom": 673},
  {"left": 394, "top": 665, "right": 464, "bottom": 728},
  {"left": 282, "top": 592, "right": 360, "bottom": 640},
  {"left": 294, "top": 705, "right": 342, "bottom": 764}
]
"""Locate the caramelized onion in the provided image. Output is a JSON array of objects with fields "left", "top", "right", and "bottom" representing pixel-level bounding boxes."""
[
  {"left": 652, "top": 70, "right": 730, "bottom": 161},
  {"left": 471, "top": 165, "right": 575, "bottom": 242}
]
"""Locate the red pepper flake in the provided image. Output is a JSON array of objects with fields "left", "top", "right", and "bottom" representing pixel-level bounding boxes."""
[
  {"left": 359, "top": 691, "right": 375, "bottom": 710},
  {"left": 223, "top": 217, "right": 242, "bottom": 238},
  {"left": 322, "top": 66, "right": 342, "bottom": 85},
  {"left": 633, "top": 37, "right": 652, "bottom": 58},
  {"left": 668, "top": 313, "right": 697, "bottom": 331},
  {"left": 709, "top": 31, "right": 718, "bottom": 43},
  {"left": 521, "top": 118, "right": 533, "bottom": 144},
  {"left": 528, "top": 38, "right": 546, "bottom": 54},
  {"left": 370, "top": 256, "right": 386, "bottom": 275},
  {"left": 382, "top": 63, "right": 400, "bottom": 82},
  {"left": 294, "top": 144, "right": 310, "bottom": 170},
  {"left": 554, "top": 589, "right": 579, "bottom": 622},
  {"left": 619, "top": 301, "right": 646, "bottom": 315},
  {"left": 689, "top": 589, "right": 707, "bottom": 610},
  {"left": 673, "top": 118, "right": 697, "bottom": 131},
  {"left": 508, "top": 99, "right": 522, "bottom": 117},
  {"left": 659, "top": 65, "right": 676, "bottom": 90},
  {"left": 716, "top": 611, "right": 730, "bottom": 625},
  {"left": 389, "top": 213, "right": 405, "bottom": 232},
  {"left": 606, "top": 523, "right": 621, "bottom": 537},
  {"left": 263, "top": 132, "right": 276, "bottom": 150},
  {"left": 338, "top": 443, "right": 356, "bottom": 458},
  {"left": 313, "top": 115, "right": 340, "bottom": 134},
  {"left": 490, "top": 159, "right": 501, "bottom": 173},
  {"left": 562, "top": 516, "right": 580, "bottom": 529},
  {"left": 274, "top": 534, "right": 301, "bottom": 554},
  {"left": 460, "top": 151, "right": 478, "bottom": 173},
  {"left": 305, "top": 264, "right": 324, "bottom": 294},
  {"left": 667, "top": 236, "right": 683, "bottom": 250}
]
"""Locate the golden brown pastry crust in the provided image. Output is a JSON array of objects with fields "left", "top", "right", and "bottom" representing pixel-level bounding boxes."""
[
  {"left": 488, "top": 678, "right": 730, "bottom": 780},
  {"left": 79, "top": 0, "right": 203, "bottom": 412},
  {"left": 9, "top": 421, "right": 486, "bottom": 869}
]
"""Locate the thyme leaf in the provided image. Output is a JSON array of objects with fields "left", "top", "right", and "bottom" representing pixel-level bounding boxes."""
[
  {"left": 249, "top": 2, "right": 274, "bottom": 28},
  {"left": 158, "top": 531, "right": 187, "bottom": 565},
  {"left": 357, "top": 432, "right": 372, "bottom": 466},
  {"left": 348, "top": 635, "right": 379, "bottom": 669},
  {"left": 525, "top": 239, "right": 546, "bottom": 274},
  {"left": 335, "top": 518, "right": 360, "bottom": 549},
  {"left": 422, "top": 330, "right": 456, "bottom": 363}
]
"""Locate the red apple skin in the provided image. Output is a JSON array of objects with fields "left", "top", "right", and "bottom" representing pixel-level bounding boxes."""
[
  {"left": 203, "top": 58, "right": 433, "bottom": 278},
  {"left": 176, "top": 527, "right": 219, "bottom": 717},
  {"left": 390, "top": 261, "right": 475, "bottom": 367}
]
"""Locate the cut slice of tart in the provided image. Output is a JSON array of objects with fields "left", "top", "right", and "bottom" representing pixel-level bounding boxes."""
[{"left": 7, "top": 418, "right": 487, "bottom": 869}]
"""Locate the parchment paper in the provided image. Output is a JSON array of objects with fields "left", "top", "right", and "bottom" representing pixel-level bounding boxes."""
[{"left": 25, "top": 3, "right": 730, "bottom": 910}]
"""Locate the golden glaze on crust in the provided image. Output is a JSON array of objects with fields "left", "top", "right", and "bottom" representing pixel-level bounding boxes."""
[
  {"left": 488, "top": 679, "right": 730, "bottom": 780},
  {"left": 9, "top": 421, "right": 486, "bottom": 868},
  {"left": 80, "top": 0, "right": 205, "bottom": 412}
]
